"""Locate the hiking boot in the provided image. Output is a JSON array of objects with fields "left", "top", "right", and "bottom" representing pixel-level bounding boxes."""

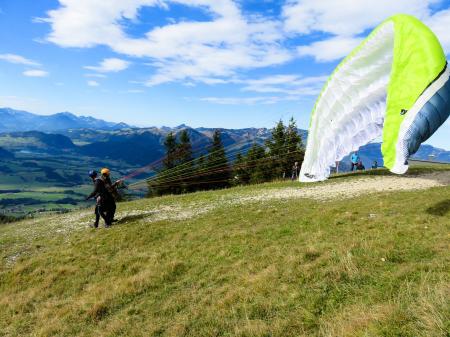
[{"left": 89, "top": 223, "right": 98, "bottom": 228}]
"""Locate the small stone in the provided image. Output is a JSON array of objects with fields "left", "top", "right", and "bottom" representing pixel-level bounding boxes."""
[{"left": 381, "top": 258, "right": 386, "bottom": 262}]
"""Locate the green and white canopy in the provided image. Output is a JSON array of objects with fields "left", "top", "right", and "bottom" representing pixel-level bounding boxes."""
[{"left": 300, "top": 14, "right": 450, "bottom": 182}]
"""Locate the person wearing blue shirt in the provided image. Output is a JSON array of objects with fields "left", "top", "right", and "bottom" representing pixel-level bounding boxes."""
[{"left": 351, "top": 152, "right": 359, "bottom": 171}]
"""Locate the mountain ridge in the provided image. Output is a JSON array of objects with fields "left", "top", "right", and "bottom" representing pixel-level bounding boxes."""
[
  {"left": 1, "top": 108, "right": 449, "bottom": 166},
  {"left": 0, "top": 107, "right": 131, "bottom": 132}
]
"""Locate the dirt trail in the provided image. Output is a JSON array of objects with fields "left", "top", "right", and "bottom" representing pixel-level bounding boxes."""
[
  {"left": 9, "top": 171, "right": 450, "bottom": 232},
  {"left": 234, "top": 171, "right": 450, "bottom": 203},
  {"left": 119, "top": 171, "right": 450, "bottom": 225},
  {"left": 4, "top": 171, "right": 450, "bottom": 267}
]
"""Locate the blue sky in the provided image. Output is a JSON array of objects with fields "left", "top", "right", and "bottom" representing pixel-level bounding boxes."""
[{"left": 1, "top": 0, "right": 450, "bottom": 148}]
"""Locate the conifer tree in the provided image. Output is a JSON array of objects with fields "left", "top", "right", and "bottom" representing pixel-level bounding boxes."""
[
  {"left": 177, "top": 129, "right": 194, "bottom": 192},
  {"left": 246, "top": 143, "right": 268, "bottom": 184},
  {"left": 232, "top": 152, "right": 249, "bottom": 185},
  {"left": 148, "top": 131, "right": 179, "bottom": 196},
  {"left": 163, "top": 132, "right": 178, "bottom": 170},
  {"left": 205, "top": 129, "right": 230, "bottom": 189},
  {"left": 266, "top": 120, "right": 287, "bottom": 179},
  {"left": 193, "top": 154, "right": 207, "bottom": 190},
  {"left": 285, "top": 117, "right": 304, "bottom": 174},
  {"left": 178, "top": 129, "right": 193, "bottom": 164}
]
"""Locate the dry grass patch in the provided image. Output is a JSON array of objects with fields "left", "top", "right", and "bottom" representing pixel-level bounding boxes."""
[{"left": 1, "top": 168, "right": 449, "bottom": 336}]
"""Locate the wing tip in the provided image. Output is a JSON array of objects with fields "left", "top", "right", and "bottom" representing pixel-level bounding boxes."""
[{"left": 390, "top": 162, "right": 409, "bottom": 174}]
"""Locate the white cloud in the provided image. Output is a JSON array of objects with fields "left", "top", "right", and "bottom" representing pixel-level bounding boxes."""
[
  {"left": 200, "top": 96, "right": 283, "bottom": 105},
  {"left": 84, "top": 58, "right": 130, "bottom": 73},
  {"left": 282, "top": 0, "right": 436, "bottom": 36},
  {"left": 297, "top": 36, "right": 363, "bottom": 62},
  {"left": 0, "top": 53, "right": 41, "bottom": 66},
  {"left": 242, "top": 74, "right": 327, "bottom": 95},
  {"left": 43, "top": 0, "right": 292, "bottom": 85},
  {"left": 198, "top": 73, "right": 328, "bottom": 105},
  {"left": 85, "top": 73, "right": 107, "bottom": 78},
  {"left": 0, "top": 95, "right": 46, "bottom": 112},
  {"left": 426, "top": 9, "right": 450, "bottom": 54},
  {"left": 23, "top": 69, "right": 48, "bottom": 77},
  {"left": 283, "top": 0, "right": 448, "bottom": 62},
  {"left": 87, "top": 80, "right": 100, "bottom": 86},
  {"left": 40, "top": 0, "right": 450, "bottom": 86}
]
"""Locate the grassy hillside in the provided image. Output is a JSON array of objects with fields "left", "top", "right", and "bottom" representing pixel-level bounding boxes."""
[
  {"left": 0, "top": 151, "right": 144, "bottom": 217},
  {"left": 0, "top": 168, "right": 449, "bottom": 336}
]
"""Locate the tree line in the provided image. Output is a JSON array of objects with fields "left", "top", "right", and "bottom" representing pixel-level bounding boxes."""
[{"left": 147, "top": 118, "right": 305, "bottom": 197}]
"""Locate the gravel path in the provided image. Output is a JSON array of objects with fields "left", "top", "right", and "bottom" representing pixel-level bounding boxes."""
[
  {"left": 3, "top": 171, "right": 449, "bottom": 267},
  {"left": 118, "top": 171, "right": 450, "bottom": 225},
  {"left": 233, "top": 171, "right": 450, "bottom": 203}
]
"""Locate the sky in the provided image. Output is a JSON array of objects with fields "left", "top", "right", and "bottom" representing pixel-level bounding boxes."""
[{"left": 1, "top": 0, "right": 450, "bottom": 148}]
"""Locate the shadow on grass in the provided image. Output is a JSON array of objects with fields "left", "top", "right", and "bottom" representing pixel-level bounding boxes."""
[
  {"left": 115, "top": 213, "right": 154, "bottom": 224},
  {"left": 426, "top": 200, "right": 450, "bottom": 216}
]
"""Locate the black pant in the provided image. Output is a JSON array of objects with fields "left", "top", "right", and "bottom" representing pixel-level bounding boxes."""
[
  {"left": 102, "top": 200, "right": 116, "bottom": 226},
  {"left": 108, "top": 201, "right": 116, "bottom": 223},
  {"left": 351, "top": 162, "right": 357, "bottom": 171},
  {"left": 94, "top": 204, "right": 109, "bottom": 227}
]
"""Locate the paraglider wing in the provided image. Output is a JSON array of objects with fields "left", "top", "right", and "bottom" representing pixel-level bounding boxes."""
[{"left": 300, "top": 15, "right": 449, "bottom": 182}]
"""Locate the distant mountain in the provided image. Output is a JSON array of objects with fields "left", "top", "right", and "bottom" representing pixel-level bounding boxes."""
[
  {"left": 0, "top": 131, "right": 75, "bottom": 154},
  {"left": 344, "top": 142, "right": 450, "bottom": 170},
  {"left": 412, "top": 144, "right": 450, "bottom": 162},
  {"left": 76, "top": 126, "right": 267, "bottom": 165},
  {"left": 0, "top": 125, "right": 283, "bottom": 166},
  {"left": 0, "top": 122, "right": 448, "bottom": 168},
  {"left": 0, "top": 147, "right": 14, "bottom": 159},
  {"left": 79, "top": 130, "right": 165, "bottom": 165},
  {"left": 0, "top": 108, "right": 131, "bottom": 133},
  {"left": 74, "top": 126, "right": 304, "bottom": 165},
  {"left": 339, "top": 143, "right": 383, "bottom": 171}
]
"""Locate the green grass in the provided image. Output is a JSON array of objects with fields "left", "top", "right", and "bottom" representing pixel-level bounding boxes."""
[
  {"left": 0, "top": 188, "right": 89, "bottom": 217},
  {"left": 0, "top": 152, "right": 143, "bottom": 217},
  {"left": 0, "top": 168, "right": 449, "bottom": 336}
]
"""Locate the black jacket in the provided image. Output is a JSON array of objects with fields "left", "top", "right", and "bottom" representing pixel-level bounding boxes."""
[
  {"left": 104, "top": 176, "right": 120, "bottom": 201},
  {"left": 87, "top": 178, "right": 113, "bottom": 202}
]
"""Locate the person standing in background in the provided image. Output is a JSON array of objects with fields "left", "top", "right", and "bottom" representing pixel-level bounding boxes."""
[
  {"left": 351, "top": 152, "right": 360, "bottom": 171},
  {"left": 291, "top": 162, "right": 299, "bottom": 180}
]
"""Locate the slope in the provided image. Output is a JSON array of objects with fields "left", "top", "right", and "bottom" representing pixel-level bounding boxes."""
[{"left": 0, "top": 167, "right": 449, "bottom": 337}]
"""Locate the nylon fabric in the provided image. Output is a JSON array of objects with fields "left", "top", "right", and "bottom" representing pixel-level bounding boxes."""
[
  {"left": 382, "top": 15, "right": 446, "bottom": 168},
  {"left": 300, "top": 21, "right": 394, "bottom": 181},
  {"left": 300, "top": 14, "right": 448, "bottom": 182},
  {"left": 392, "top": 67, "right": 450, "bottom": 173}
]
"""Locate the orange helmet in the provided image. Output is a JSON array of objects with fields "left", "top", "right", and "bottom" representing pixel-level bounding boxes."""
[{"left": 101, "top": 168, "right": 110, "bottom": 176}]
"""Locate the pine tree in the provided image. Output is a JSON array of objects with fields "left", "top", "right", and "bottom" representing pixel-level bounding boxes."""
[
  {"left": 285, "top": 117, "right": 304, "bottom": 178},
  {"left": 246, "top": 143, "right": 269, "bottom": 184},
  {"left": 205, "top": 129, "right": 230, "bottom": 189},
  {"left": 178, "top": 130, "right": 193, "bottom": 164},
  {"left": 163, "top": 132, "right": 178, "bottom": 170},
  {"left": 177, "top": 129, "right": 194, "bottom": 192},
  {"left": 148, "top": 132, "right": 179, "bottom": 196},
  {"left": 266, "top": 120, "right": 287, "bottom": 179},
  {"left": 232, "top": 152, "right": 249, "bottom": 185},
  {"left": 193, "top": 154, "right": 207, "bottom": 191}
]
